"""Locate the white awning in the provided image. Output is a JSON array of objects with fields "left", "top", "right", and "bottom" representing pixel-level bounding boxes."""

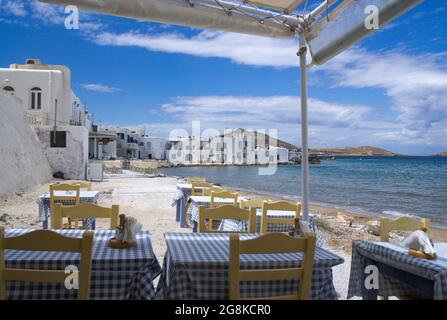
[
  {"left": 41, "top": 0, "right": 299, "bottom": 38},
  {"left": 248, "top": 0, "right": 304, "bottom": 13}
]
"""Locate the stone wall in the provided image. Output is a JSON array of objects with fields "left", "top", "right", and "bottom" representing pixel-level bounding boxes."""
[
  {"left": 0, "top": 93, "right": 52, "bottom": 196},
  {"left": 36, "top": 125, "right": 89, "bottom": 180}
]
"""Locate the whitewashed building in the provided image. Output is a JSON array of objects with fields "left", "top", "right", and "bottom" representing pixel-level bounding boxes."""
[
  {"left": 101, "top": 126, "right": 168, "bottom": 160},
  {"left": 0, "top": 59, "right": 93, "bottom": 179}
]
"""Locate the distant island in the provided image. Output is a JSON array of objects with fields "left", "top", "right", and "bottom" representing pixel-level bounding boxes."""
[
  {"left": 434, "top": 151, "right": 447, "bottom": 156},
  {"left": 310, "top": 146, "right": 399, "bottom": 156}
]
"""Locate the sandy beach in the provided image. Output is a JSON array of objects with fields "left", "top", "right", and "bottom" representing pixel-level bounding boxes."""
[{"left": 1, "top": 172, "right": 446, "bottom": 299}]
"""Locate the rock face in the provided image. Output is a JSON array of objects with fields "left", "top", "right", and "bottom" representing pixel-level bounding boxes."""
[
  {"left": 0, "top": 93, "right": 52, "bottom": 196},
  {"left": 364, "top": 220, "right": 381, "bottom": 236}
]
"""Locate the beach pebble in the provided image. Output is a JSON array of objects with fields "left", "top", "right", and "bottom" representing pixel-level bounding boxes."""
[{"left": 364, "top": 220, "right": 381, "bottom": 236}]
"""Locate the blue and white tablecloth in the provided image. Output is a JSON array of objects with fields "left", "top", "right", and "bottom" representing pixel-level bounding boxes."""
[
  {"left": 155, "top": 232, "right": 344, "bottom": 300},
  {"left": 348, "top": 241, "right": 447, "bottom": 300},
  {"left": 171, "top": 184, "right": 194, "bottom": 227},
  {"left": 36, "top": 191, "right": 100, "bottom": 229},
  {"left": 4, "top": 229, "right": 161, "bottom": 300}
]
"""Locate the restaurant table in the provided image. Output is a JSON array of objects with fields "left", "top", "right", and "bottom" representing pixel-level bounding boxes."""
[
  {"left": 348, "top": 240, "right": 447, "bottom": 300},
  {"left": 3, "top": 229, "right": 161, "bottom": 300},
  {"left": 219, "top": 209, "right": 325, "bottom": 247},
  {"left": 36, "top": 191, "right": 100, "bottom": 229},
  {"left": 171, "top": 183, "right": 195, "bottom": 227},
  {"left": 187, "top": 195, "right": 248, "bottom": 232},
  {"left": 155, "top": 232, "right": 344, "bottom": 300}
]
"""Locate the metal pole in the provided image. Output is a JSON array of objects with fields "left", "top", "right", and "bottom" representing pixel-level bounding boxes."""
[
  {"left": 53, "top": 99, "right": 58, "bottom": 144},
  {"left": 299, "top": 32, "right": 309, "bottom": 221}
]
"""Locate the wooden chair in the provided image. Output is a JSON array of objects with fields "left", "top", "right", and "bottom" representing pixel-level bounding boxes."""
[
  {"left": 229, "top": 232, "right": 316, "bottom": 300},
  {"left": 261, "top": 201, "right": 301, "bottom": 234},
  {"left": 203, "top": 186, "right": 225, "bottom": 196},
  {"left": 198, "top": 205, "right": 256, "bottom": 233},
  {"left": 191, "top": 182, "right": 213, "bottom": 196},
  {"left": 380, "top": 216, "right": 430, "bottom": 242},
  {"left": 0, "top": 227, "right": 93, "bottom": 300},
  {"left": 187, "top": 176, "right": 206, "bottom": 184},
  {"left": 73, "top": 182, "right": 92, "bottom": 191},
  {"left": 210, "top": 191, "right": 238, "bottom": 208},
  {"left": 50, "top": 184, "right": 81, "bottom": 229},
  {"left": 240, "top": 199, "right": 270, "bottom": 210},
  {"left": 54, "top": 203, "right": 119, "bottom": 230}
]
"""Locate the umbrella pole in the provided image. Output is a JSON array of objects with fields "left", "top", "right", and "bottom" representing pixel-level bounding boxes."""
[{"left": 299, "top": 32, "right": 310, "bottom": 221}]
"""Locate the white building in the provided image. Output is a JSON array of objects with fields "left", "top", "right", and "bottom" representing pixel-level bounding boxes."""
[
  {"left": 101, "top": 126, "right": 167, "bottom": 160},
  {"left": 0, "top": 58, "right": 91, "bottom": 127},
  {"left": 0, "top": 59, "right": 93, "bottom": 179}
]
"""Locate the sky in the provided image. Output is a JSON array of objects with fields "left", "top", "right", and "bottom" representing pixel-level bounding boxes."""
[{"left": 0, "top": 0, "right": 446, "bottom": 155}]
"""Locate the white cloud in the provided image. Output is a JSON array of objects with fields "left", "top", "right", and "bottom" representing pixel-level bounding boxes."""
[
  {"left": 82, "top": 83, "right": 121, "bottom": 93},
  {"left": 146, "top": 95, "right": 396, "bottom": 146},
  {"left": 1, "top": 0, "right": 27, "bottom": 17},
  {"left": 92, "top": 30, "right": 298, "bottom": 68},
  {"left": 319, "top": 49, "right": 447, "bottom": 146}
]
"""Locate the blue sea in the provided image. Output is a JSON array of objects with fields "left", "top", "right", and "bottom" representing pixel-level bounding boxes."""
[{"left": 159, "top": 156, "right": 447, "bottom": 226}]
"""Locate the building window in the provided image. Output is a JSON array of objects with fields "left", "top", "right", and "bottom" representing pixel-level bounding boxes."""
[
  {"left": 147, "top": 142, "right": 152, "bottom": 149},
  {"left": 50, "top": 131, "right": 67, "bottom": 148},
  {"left": 30, "top": 87, "right": 42, "bottom": 110},
  {"left": 3, "top": 86, "right": 15, "bottom": 95}
]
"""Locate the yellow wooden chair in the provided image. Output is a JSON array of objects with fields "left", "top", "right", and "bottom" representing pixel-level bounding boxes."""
[
  {"left": 198, "top": 205, "right": 256, "bottom": 233},
  {"left": 203, "top": 186, "right": 225, "bottom": 196},
  {"left": 73, "top": 182, "right": 92, "bottom": 191},
  {"left": 0, "top": 227, "right": 93, "bottom": 300},
  {"left": 210, "top": 191, "right": 238, "bottom": 208},
  {"left": 187, "top": 176, "right": 207, "bottom": 184},
  {"left": 240, "top": 199, "right": 270, "bottom": 210},
  {"left": 380, "top": 216, "right": 430, "bottom": 242},
  {"left": 229, "top": 232, "right": 316, "bottom": 300},
  {"left": 54, "top": 203, "right": 119, "bottom": 230},
  {"left": 185, "top": 182, "right": 213, "bottom": 226},
  {"left": 50, "top": 183, "right": 81, "bottom": 229},
  {"left": 261, "top": 201, "right": 301, "bottom": 234},
  {"left": 191, "top": 182, "right": 213, "bottom": 196}
]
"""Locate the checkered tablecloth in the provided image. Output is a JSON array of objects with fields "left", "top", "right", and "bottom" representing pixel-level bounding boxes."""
[
  {"left": 36, "top": 191, "right": 100, "bottom": 229},
  {"left": 171, "top": 185, "right": 194, "bottom": 227},
  {"left": 218, "top": 209, "right": 324, "bottom": 247},
  {"left": 348, "top": 241, "right": 447, "bottom": 300},
  {"left": 4, "top": 229, "right": 161, "bottom": 300},
  {"left": 187, "top": 196, "right": 248, "bottom": 230},
  {"left": 155, "top": 232, "right": 344, "bottom": 300}
]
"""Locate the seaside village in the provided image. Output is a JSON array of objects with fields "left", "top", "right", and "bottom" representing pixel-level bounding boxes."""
[{"left": 1, "top": 58, "right": 446, "bottom": 301}]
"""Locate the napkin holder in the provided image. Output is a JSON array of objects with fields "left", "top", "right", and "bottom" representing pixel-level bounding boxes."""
[{"left": 108, "top": 214, "right": 137, "bottom": 249}]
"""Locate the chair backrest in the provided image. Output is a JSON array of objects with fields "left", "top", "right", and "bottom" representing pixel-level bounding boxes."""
[
  {"left": 210, "top": 191, "right": 238, "bottom": 208},
  {"left": 240, "top": 199, "right": 270, "bottom": 210},
  {"left": 187, "top": 176, "right": 207, "bottom": 184},
  {"left": 73, "top": 182, "right": 92, "bottom": 191},
  {"left": 261, "top": 201, "right": 301, "bottom": 234},
  {"left": 50, "top": 184, "right": 81, "bottom": 229},
  {"left": 191, "top": 182, "right": 213, "bottom": 196},
  {"left": 198, "top": 205, "right": 256, "bottom": 233},
  {"left": 202, "top": 186, "right": 225, "bottom": 196},
  {"left": 380, "top": 216, "right": 430, "bottom": 242},
  {"left": 0, "top": 227, "right": 93, "bottom": 300},
  {"left": 54, "top": 203, "right": 119, "bottom": 230},
  {"left": 229, "top": 232, "right": 316, "bottom": 300}
]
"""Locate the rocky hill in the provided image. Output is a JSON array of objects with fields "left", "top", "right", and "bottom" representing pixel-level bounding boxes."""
[
  {"left": 434, "top": 151, "right": 447, "bottom": 156},
  {"left": 311, "top": 146, "right": 399, "bottom": 156}
]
